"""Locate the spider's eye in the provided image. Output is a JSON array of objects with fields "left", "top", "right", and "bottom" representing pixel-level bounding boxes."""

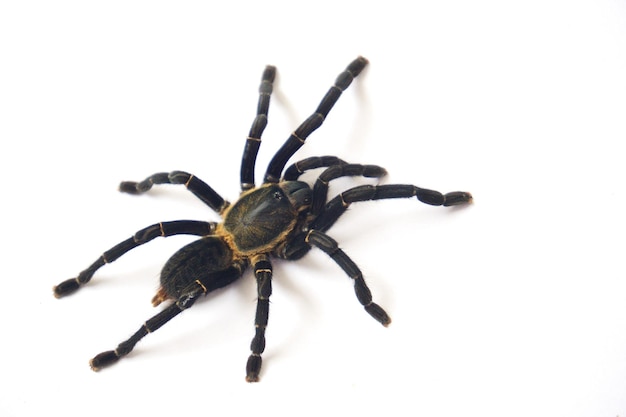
[{"left": 273, "top": 191, "right": 283, "bottom": 200}]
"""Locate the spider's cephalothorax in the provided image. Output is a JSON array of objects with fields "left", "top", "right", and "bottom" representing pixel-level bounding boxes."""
[
  {"left": 220, "top": 181, "right": 312, "bottom": 255},
  {"left": 53, "top": 57, "right": 472, "bottom": 382}
]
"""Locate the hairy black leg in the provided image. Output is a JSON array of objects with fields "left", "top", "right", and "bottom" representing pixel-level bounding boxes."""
[
  {"left": 53, "top": 221, "right": 216, "bottom": 298},
  {"left": 264, "top": 56, "right": 369, "bottom": 183},
  {"left": 90, "top": 265, "right": 243, "bottom": 370},
  {"left": 245, "top": 255, "right": 273, "bottom": 382},
  {"left": 310, "top": 163, "right": 387, "bottom": 216},
  {"left": 241, "top": 65, "right": 276, "bottom": 191},
  {"left": 305, "top": 230, "right": 390, "bottom": 326},
  {"left": 312, "top": 184, "right": 473, "bottom": 232},
  {"left": 119, "top": 171, "right": 229, "bottom": 214},
  {"left": 89, "top": 279, "right": 206, "bottom": 370},
  {"left": 283, "top": 156, "right": 347, "bottom": 181},
  {"left": 277, "top": 184, "right": 471, "bottom": 261}
]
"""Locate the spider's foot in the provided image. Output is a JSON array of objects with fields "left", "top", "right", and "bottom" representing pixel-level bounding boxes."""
[
  {"left": 365, "top": 303, "right": 391, "bottom": 327},
  {"left": 119, "top": 180, "right": 150, "bottom": 194},
  {"left": 245, "top": 354, "right": 262, "bottom": 383},
  {"left": 90, "top": 350, "right": 120, "bottom": 371},
  {"left": 443, "top": 191, "right": 473, "bottom": 206},
  {"left": 415, "top": 189, "right": 473, "bottom": 207},
  {"left": 119, "top": 172, "right": 170, "bottom": 194},
  {"left": 53, "top": 278, "right": 80, "bottom": 298}
]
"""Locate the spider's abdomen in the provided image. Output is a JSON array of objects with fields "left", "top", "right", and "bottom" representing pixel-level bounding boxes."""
[
  {"left": 221, "top": 182, "right": 311, "bottom": 255},
  {"left": 159, "top": 236, "right": 244, "bottom": 300}
]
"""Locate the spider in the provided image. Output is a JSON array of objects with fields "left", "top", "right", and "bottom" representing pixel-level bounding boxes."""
[{"left": 53, "top": 56, "right": 472, "bottom": 382}]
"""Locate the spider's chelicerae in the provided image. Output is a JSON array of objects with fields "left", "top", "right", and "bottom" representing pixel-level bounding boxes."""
[{"left": 54, "top": 56, "right": 472, "bottom": 382}]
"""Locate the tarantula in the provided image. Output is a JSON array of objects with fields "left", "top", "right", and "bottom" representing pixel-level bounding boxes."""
[{"left": 53, "top": 56, "right": 472, "bottom": 382}]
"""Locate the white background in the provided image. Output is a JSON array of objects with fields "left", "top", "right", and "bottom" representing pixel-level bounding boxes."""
[{"left": 2, "top": 1, "right": 626, "bottom": 416}]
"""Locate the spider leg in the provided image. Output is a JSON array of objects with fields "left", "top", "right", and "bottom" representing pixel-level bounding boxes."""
[
  {"left": 119, "top": 171, "right": 229, "bottom": 214},
  {"left": 305, "top": 230, "right": 391, "bottom": 326},
  {"left": 89, "top": 268, "right": 241, "bottom": 371},
  {"left": 312, "top": 184, "right": 473, "bottom": 232},
  {"left": 53, "top": 220, "right": 216, "bottom": 298},
  {"left": 277, "top": 184, "right": 471, "bottom": 260},
  {"left": 241, "top": 65, "right": 276, "bottom": 192},
  {"left": 309, "top": 163, "right": 387, "bottom": 216},
  {"left": 89, "top": 283, "right": 204, "bottom": 371},
  {"left": 245, "top": 255, "right": 273, "bottom": 382},
  {"left": 283, "top": 156, "right": 348, "bottom": 180},
  {"left": 264, "top": 56, "right": 369, "bottom": 183}
]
